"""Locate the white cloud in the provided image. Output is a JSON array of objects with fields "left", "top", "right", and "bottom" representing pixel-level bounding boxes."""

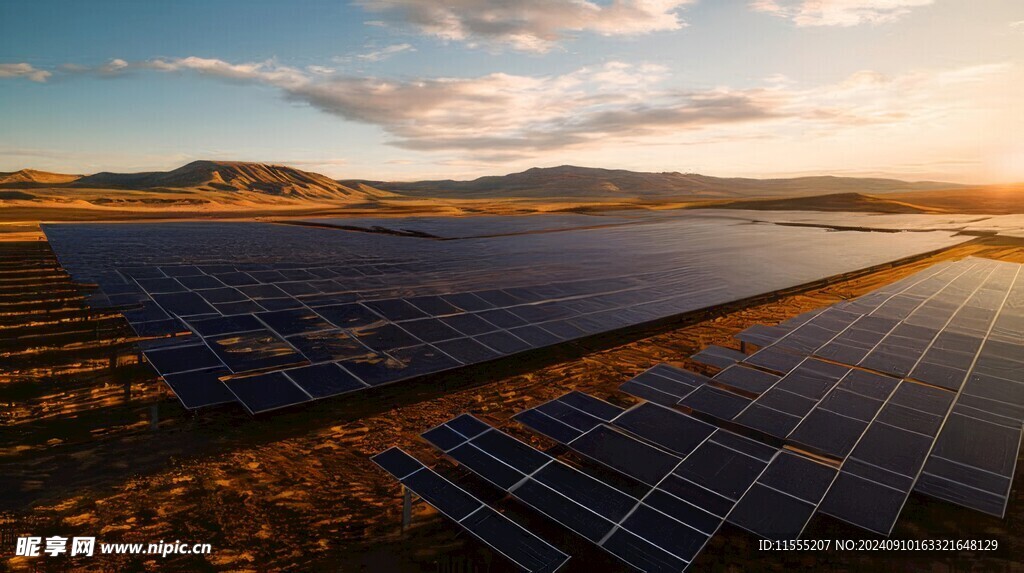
[
  {"left": 277, "top": 62, "right": 780, "bottom": 155},
  {"left": 0, "top": 63, "right": 51, "bottom": 82},
  {"left": 357, "top": 43, "right": 417, "bottom": 61},
  {"left": 19, "top": 55, "right": 1018, "bottom": 180},
  {"left": 332, "top": 43, "right": 418, "bottom": 64},
  {"left": 306, "top": 65, "right": 337, "bottom": 75},
  {"left": 752, "top": 0, "right": 933, "bottom": 26},
  {"left": 142, "top": 56, "right": 309, "bottom": 88},
  {"left": 355, "top": 0, "right": 694, "bottom": 52}
]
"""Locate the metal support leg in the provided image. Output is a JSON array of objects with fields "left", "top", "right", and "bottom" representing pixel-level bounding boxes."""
[
  {"left": 740, "top": 341, "right": 748, "bottom": 354},
  {"left": 150, "top": 402, "right": 159, "bottom": 431},
  {"left": 402, "top": 486, "right": 412, "bottom": 531}
]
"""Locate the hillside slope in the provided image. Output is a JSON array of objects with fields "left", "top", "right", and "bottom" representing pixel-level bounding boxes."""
[
  {"left": 711, "top": 192, "right": 946, "bottom": 214},
  {"left": 74, "top": 160, "right": 391, "bottom": 201},
  {"left": 0, "top": 169, "right": 82, "bottom": 187},
  {"left": 349, "top": 165, "right": 963, "bottom": 199}
]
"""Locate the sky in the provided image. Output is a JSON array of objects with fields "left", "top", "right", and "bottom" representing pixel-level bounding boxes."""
[{"left": 1, "top": 0, "right": 1022, "bottom": 183}]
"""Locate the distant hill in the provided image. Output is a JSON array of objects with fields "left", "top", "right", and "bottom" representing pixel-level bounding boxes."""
[
  {"left": 0, "top": 169, "right": 82, "bottom": 187},
  {"left": 886, "top": 185, "right": 1024, "bottom": 215},
  {"left": 710, "top": 192, "right": 945, "bottom": 214},
  {"left": 73, "top": 160, "right": 391, "bottom": 201},
  {"left": 345, "top": 165, "right": 964, "bottom": 200}
]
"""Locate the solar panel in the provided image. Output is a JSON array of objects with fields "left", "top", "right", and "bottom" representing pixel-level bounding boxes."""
[
  {"left": 314, "top": 303, "right": 383, "bottom": 329},
  {"left": 916, "top": 411, "right": 1020, "bottom": 517},
  {"left": 756, "top": 451, "right": 837, "bottom": 504},
  {"left": 712, "top": 363, "right": 781, "bottom": 395},
  {"left": 286, "top": 330, "right": 372, "bottom": 363},
  {"left": 535, "top": 400, "right": 605, "bottom": 433},
  {"left": 476, "top": 330, "right": 532, "bottom": 355},
  {"left": 398, "top": 318, "right": 463, "bottom": 343},
  {"left": 733, "top": 404, "right": 803, "bottom": 439},
  {"left": 742, "top": 346, "right": 806, "bottom": 374},
  {"left": 161, "top": 367, "right": 236, "bottom": 409},
  {"left": 557, "top": 391, "right": 623, "bottom": 421},
  {"left": 461, "top": 507, "right": 570, "bottom": 573},
  {"left": 788, "top": 408, "right": 871, "bottom": 460},
  {"left": 690, "top": 345, "right": 747, "bottom": 369},
  {"left": 424, "top": 414, "right": 776, "bottom": 571},
  {"left": 727, "top": 483, "right": 817, "bottom": 540},
  {"left": 510, "top": 479, "right": 616, "bottom": 543},
  {"left": 351, "top": 322, "right": 421, "bottom": 352},
  {"left": 223, "top": 371, "right": 312, "bottom": 415},
  {"left": 151, "top": 291, "right": 217, "bottom": 317},
  {"left": 612, "top": 402, "right": 716, "bottom": 457},
  {"left": 282, "top": 363, "right": 367, "bottom": 398},
  {"left": 145, "top": 344, "right": 223, "bottom": 375},
  {"left": 433, "top": 337, "right": 502, "bottom": 363},
  {"left": 673, "top": 440, "right": 769, "bottom": 501},
  {"left": 735, "top": 324, "right": 788, "bottom": 347},
  {"left": 185, "top": 314, "right": 263, "bottom": 337},
  {"left": 533, "top": 462, "right": 637, "bottom": 521},
  {"left": 619, "top": 378, "right": 685, "bottom": 406},
  {"left": 619, "top": 504, "right": 709, "bottom": 562},
  {"left": 680, "top": 385, "right": 752, "bottom": 420},
  {"left": 772, "top": 359, "right": 851, "bottom": 401},
  {"left": 370, "top": 448, "right": 570, "bottom": 573},
  {"left": 570, "top": 425, "right": 680, "bottom": 486},
  {"left": 256, "top": 308, "right": 334, "bottom": 336},
  {"left": 206, "top": 329, "right": 307, "bottom": 373}
]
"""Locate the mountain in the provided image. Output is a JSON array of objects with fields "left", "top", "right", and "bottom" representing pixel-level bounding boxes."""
[
  {"left": 0, "top": 169, "right": 82, "bottom": 187},
  {"left": 73, "top": 160, "right": 391, "bottom": 201},
  {"left": 347, "top": 165, "right": 964, "bottom": 199}
]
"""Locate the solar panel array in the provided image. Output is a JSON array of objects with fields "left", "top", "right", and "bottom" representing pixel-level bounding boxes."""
[
  {"left": 721, "top": 256, "right": 1024, "bottom": 525},
  {"left": 373, "top": 257, "right": 1023, "bottom": 572},
  {"left": 42, "top": 219, "right": 967, "bottom": 414}
]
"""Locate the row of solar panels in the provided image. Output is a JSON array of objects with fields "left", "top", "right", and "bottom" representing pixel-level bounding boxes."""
[
  {"left": 373, "top": 390, "right": 834, "bottom": 572},
  {"left": 720, "top": 257, "right": 1023, "bottom": 519},
  {"left": 372, "top": 257, "right": 1022, "bottom": 572},
  {"left": 118, "top": 264, "right": 725, "bottom": 414}
]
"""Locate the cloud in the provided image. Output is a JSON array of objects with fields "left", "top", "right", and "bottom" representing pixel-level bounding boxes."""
[
  {"left": 0, "top": 63, "right": 51, "bottom": 82},
  {"left": 354, "top": 0, "right": 694, "bottom": 52},
  {"left": 272, "top": 61, "right": 783, "bottom": 154},
  {"left": 20, "top": 55, "right": 1016, "bottom": 167},
  {"left": 357, "top": 43, "right": 417, "bottom": 62},
  {"left": 63, "top": 56, "right": 768, "bottom": 154},
  {"left": 141, "top": 56, "right": 309, "bottom": 87},
  {"left": 306, "top": 65, "right": 337, "bottom": 75},
  {"left": 785, "top": 63, "right": 1013, "bottom": 126},
  {"left": 751, "top": 0, "right": 933, "bottom": 26},
  {"left": 59, "top": 58, "right": 132, "bottom": 78}
]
